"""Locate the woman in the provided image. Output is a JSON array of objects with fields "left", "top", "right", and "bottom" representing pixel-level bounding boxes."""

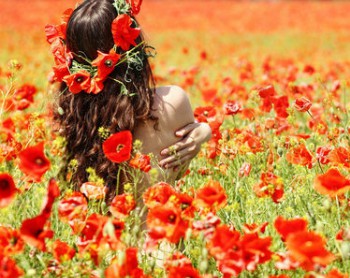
[{"left": 50, "top": 0, "right": 211, "bottom": 201}]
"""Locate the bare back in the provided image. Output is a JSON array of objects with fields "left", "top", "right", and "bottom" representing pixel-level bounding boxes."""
[{"left": 133, "top": 85, "right": 195, "bottom": 185}]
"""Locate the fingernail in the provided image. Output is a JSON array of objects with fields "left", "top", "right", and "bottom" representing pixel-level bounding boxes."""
[{"left": 161, "top": 150, "right": 166, "bottom": 155}]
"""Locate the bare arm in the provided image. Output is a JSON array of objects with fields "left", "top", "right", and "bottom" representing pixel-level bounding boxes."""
[{"left": 158, "top": 87, "right": 212, "bottom": 169}]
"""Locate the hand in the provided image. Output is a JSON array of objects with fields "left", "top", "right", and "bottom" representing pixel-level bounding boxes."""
[{"left": 159, "top": 122, "right": 211, "bottom": 169}]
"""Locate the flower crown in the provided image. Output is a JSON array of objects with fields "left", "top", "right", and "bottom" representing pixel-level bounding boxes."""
[{"left": 45, "top": 0, "right": 152, "bottom": 95}]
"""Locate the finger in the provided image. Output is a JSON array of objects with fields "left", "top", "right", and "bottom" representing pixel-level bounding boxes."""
[
  {"left": 159, "top": 147, "right": 193, "bottom": 167},
  {"left": 166, "top": 154, "right": 192, "bottom": 169},
  {"left": 160, "top": 137, "right": 194, "bottom": 156},
  {"left": 175, "top": 123, "right": 197, "bottom": 137}
]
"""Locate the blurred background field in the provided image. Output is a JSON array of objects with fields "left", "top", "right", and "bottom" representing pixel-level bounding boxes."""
[{"left": 1, "top": 0, "right": 350, "bottom": 89}]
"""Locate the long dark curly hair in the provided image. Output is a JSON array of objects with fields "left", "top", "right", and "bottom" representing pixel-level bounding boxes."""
[{"left": 54, "top": 0, "right": 157, "bottom": 201}]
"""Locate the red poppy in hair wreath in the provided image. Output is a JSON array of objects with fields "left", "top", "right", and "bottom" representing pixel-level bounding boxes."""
[
  {"left": 112, "top": 14, "right": 140, "bottom": 51},
  {"left": 103, "top": 130, "right": 133, "bottom": 163}
]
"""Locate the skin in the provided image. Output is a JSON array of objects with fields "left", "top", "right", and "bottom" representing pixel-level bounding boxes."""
[{"left": 133, "top": 85, "right": 212, "bottom": 184}]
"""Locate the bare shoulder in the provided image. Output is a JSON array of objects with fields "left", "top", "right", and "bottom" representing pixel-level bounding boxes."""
[{"left": 153, "top": 85, "right": 194, "bottom": 123}]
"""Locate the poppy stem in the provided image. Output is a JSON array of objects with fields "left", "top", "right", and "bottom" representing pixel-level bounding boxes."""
[
  {"left": 317, "top": 159, "right": 324, "bottom": 174},
  {"left": 306, "top": 110, "right": 314, "bottom": 120}
]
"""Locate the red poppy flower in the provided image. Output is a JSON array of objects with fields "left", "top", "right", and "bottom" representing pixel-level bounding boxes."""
[
  {"left": 18, "top": 142, "right": 51, "bottom": 182},
  {"left": 147, "top": 203, "right": 188, "bottom": 244},
  {"left": 325, "top": 268, "right": 348, "bottom": 278},
  {"left": 0, "top": 226, "right": 25, "bottom": 256},
  {"left": 238, "top": 162, "right": 252, "bottom": 177},
  {"left": 88, "top": 77, "right": 105, "bottom": 94},
  {"left": 109, "top": 193, "right": 136, "bottom": 219},
  {"left": 52, "top": 64, "right": 70, "bottom": 82},
  {"left": 253, "top": 172, "right": 284, "bottom": 203},
  {"left": 63, "top": 70, "right": 91, "bottom": 94},
  {"left": 243, "top": 222, "right": 269, "bottom": 234},
  {"left": 294, "top": 96, "right": 312, "bottom": 112},
  {"left": 0, "top": 254, "right": 23, "bottom": 278},
  {"left": 257, "top": 85, "right": 276, "bottom": 113},
  {"left": 285, "top": 230, "right": 335, "bottom": 271},
  {"left": 53, "top": 239, "right": 76, "bottom": 263},
  {"left": 316, "top": 146, "right": 331, "bottom": 164},
  {"left": 192, "top": 212, "right": 221, "bottom": 238},
  {"left": 286, "top": 143, "right": 313, "bottom": 169},
  {"left": 207, "top": 224, "right": 241, "bottom": 258},
  {"left": 45, "top": 9, "right": 72, "bottom": 43},
  {"left": 80, "top": 181, "right": 107, "bottom": 200},
  {"left": 240, "top": 232, "right": 272, "bottom": 267},
  {"left": 274, "top": 216, "right": 308, "bottom": 241},
  {"left": 20, "top": 213, "right": 54, "bottom": 251},
  {"left": 0, "top": 173, "right": 18, "bottom": 208},
  {"left": 111, "top": 14, "right": 140, "bottom": 51},
  {"left": 105, "top": 248, "right": 147, "bottom": 278},
  {"left": 201, "top": 88, "right": 217, "bottom": 103},
  {"left": 50, "top": 38, "right": 69, "bottom": 66},
  {"left": 45, "top": 24, "right": 63, "bottom": 44},
  {"left": 166, "top": 265, "right": 201, "bottom": 278},
  {"left": 103, "top": 130, "right": 132, "bottom": 163},
  {"left": 224, "top": 100, "right": 242, "bottom": 115},
  {"left": 11, "top": 84, "right": 37, "bottom": 110},
  {"left": 41, "top": 178, "right": 60, "bottom": 217},
  {"left": 78, "top": 213, "right": 124, "bottom": 252},
  {"left": 273, "top": 95, "right": 289, "bottom": 118},
  {"left": 175, "top": 192, "right": 195, "bottom": 219},
  {"left": 92, "top": 49, "right": 121, "bottom": 80},
  {"left": 328, "top": 146, "right": 350, "bottom": 168},
  {"left": 193, "top": 106, "right": 217, "bottom": 123},
  {"left": 129, "top": 153, "right": 151, "bottom": 172},
  {"left": 58, "top": 192, "right": 88, "bottom": 234},
  {"left": 314, "top": 168, "right": 350, "bottom": 197},
  {"left": 126, "top": 0, "right": 143, "bottom": 15},
  {"left": 194, "top": 180, "right": 227, "bottom": 212}
]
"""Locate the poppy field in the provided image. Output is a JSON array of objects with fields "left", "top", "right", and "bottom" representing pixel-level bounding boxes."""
[{"left": 2, "top": 0, "right": 350, "bottom": 277}]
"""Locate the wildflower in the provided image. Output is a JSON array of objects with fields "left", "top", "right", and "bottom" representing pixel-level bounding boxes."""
[
  {"left": 147, "top": 203, "right": 188, "bottom": 244},
  {"left": 194, "top": 180, "right": 227, "bottom": 212},
  {"left": 328, "top": 146, "right": 350, "bottom": 168},
  {"left": 58, "top": 192, "right": 88, "bottom": 234},
  {"left": 80, "top": 181, "right": 107, "bottom": 200},
  {"left": 194, "top": 106, "right": 217, "bottom": 123},
  {"left": 0, "top": 173, "right": 18, "bottom": 208},
  {"left": 314, "top": 168, "right": 350, "bottom": 197},
  {"left": 0, "top": 227, "right": 25, "bottom": 256},
  {"left": 41, "top": 178, "right": 60, "bottom": 217},
  {"left": 109, "top": 193, "right": 136, "bottom": 219},
  {"left": 224, "top": 100, "right": 242, "bottom": 115},
  {"left": 316, "top": 146, "right": 331, "bottom": 164},
  {"left": 253, "top": 172, "right": 284, "bottom": 203},
  {"left": 0, "top": 254, "right": 23, "bottom": 278},
  {"left": 285, "top": 230, "right": 335, "bottom": 271},
  {"left": 286, "top": 143, "right": 313, "bottom": 169},
  {"left": 274, "top": 216, "right": 308, "bottom": 241},
  {"left": 53, "top": 240, "right": 76, "bottom": 263},
  {"left": 18, "top": 142, "right": 51, "bottom": 182},
  {"left": 20, "top": 213, "right": 54, "bottom": 251},
  {"left": 143, "top": 182, "right": 176, "bottom": 209},
  {"left": 129, "top": 153, "right": 151, "bottom": 172},
  {"left": 103, "top": 130, "right": 132, "bottom": 163},
  {"left": 294, "top": 96, "right": 312, "bottom": 112},
  {"left": 105, "top": 248, "right": 147, "bottom": 278}
]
